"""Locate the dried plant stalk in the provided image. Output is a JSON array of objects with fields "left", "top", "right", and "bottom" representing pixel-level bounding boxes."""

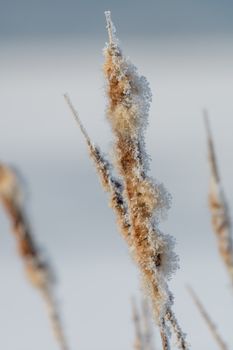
[
  {"left": 0, "top": 164, "right": 69, "bottom": 350},
  {"left": 64, "top": 93, "right": 131, "bottom": 244},
  {"left": 187, "top": 286, "right": 228, "bottom": 350},
  {"left": 103, "top": 12, "right": 187, "bottom": 350},
  {"left": 204, "top": 111, "right": 233, "bottom": 283},
  {"left": 65, "top": 12, "right": 188, "bottom": 350},
  {"left": 132, "top": 297, "right": 156, "bottom": 350},
  {"left": 132, "top": 298, "right": 144, "bottom": 350}
]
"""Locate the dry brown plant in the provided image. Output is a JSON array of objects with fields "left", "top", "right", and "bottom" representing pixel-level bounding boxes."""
[
  {"left": 187, "top": 286, "right": 228, "bottom": 350},
  {"left": 65, "top": 11, "right": 188, "bottom": 350},
  {"left": 64, "top": 94, "right": 131, "bottom": 245},
  {"left": 204, "top": 111, "right": 233, "bottom": 284},
  {"left": 0, "top": 164, "right": 69, "bottom": 350}
]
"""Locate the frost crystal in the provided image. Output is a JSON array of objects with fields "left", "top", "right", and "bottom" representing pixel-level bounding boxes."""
[
  {"left": 102, "top": 11, "right": 188, "bottom": 349},
  {"left": 65, "top": 12, "right": 188, "bottom": 350}
]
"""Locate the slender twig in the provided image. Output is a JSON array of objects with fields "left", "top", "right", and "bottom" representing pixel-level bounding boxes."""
[
  {"left": 64, "top": 93, "right": 91, "bottom": 146},
  {"left": 187, "top": 286, "right": 228, "bottom": 350}
]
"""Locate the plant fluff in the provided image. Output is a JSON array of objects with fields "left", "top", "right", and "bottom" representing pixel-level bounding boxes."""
[{"left": 65, "top": 12, "right": 188, "bottom": 350}]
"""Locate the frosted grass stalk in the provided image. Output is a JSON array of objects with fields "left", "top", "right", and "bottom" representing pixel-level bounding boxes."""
[
  {"left": 0, "top": 164, "right": 69, "bottom": 350},
  {"left": 103, "top": 11, "right": 187, "bottom": 349},
  {"left": 204, "top": 111, "right": 233, "bottom": 284}
]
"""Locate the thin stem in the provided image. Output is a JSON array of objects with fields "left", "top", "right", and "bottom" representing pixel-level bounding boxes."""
[
  {"left": 203, "top": 111, "right": 233, "bottom": 284},
  {"left": 141, "top": 299, "right": 155, "bottom": 350},
  {"left": 132, "top": 298, "right": 144, "bottom": 350},
  {"left": 203, "top": 109, "right": 220, "bottom": 182},
  {"left": 187, "top": 286, "right": 228, "bottom": 350},
  {"left": 40, "top": 285, "right": 69, "bottom": 350},
  {"left": 104, "top": 11, "right": 114, "bottom": 45},
  {"left": 64, "top": 93, "right": 91, "bottom": 146}
]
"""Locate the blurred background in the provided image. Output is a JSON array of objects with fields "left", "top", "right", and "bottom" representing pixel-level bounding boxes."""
[{"left": 0, "top": 1, "right": 233, "bottom": 349}]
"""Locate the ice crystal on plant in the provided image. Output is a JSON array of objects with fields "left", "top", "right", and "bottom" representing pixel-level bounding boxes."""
[
  {"left": 65, "top": 12, "right": 188, "bottom": 350},
  {"left": 102, "top": 11, "right": 187, "bottom": 349}
]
